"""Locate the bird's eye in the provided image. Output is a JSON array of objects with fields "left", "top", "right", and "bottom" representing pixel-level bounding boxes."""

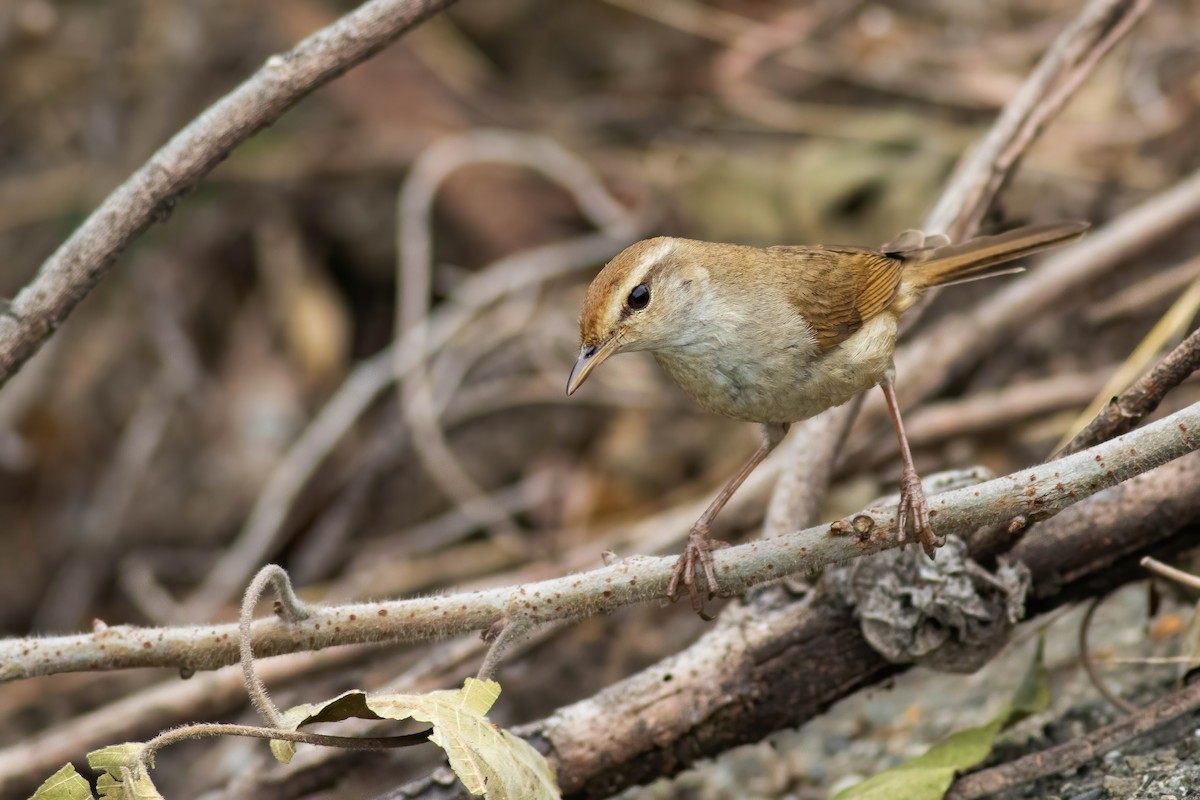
[{"left": 627, "top": 283, "right": 650, "bottom": 310}]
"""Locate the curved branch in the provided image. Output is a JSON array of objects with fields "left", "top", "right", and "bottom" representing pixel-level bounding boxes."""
[
  {"left": 3, "top": 400, "right": 1197, "bottom": 681},
  {"left": 0, "top": 0, "right": 458, "bottom": 388}
]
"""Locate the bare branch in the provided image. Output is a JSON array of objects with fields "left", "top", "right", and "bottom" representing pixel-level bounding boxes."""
[
  {"left": 0, "top": 0, "right": 458, "bottom": 389},
  {"left": 239, "top": 565, "right": 311, "bottom": 728},
  {"left": 3, "top": 400, "right": 1197, "bottom": 681},
  {"left": 1141, "top": 555, "right": 1200, "bottom": 591}
]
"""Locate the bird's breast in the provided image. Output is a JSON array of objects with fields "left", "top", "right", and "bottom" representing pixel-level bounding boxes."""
[{"left": 651, "top": 313, "right": 899, "bottom": 423}]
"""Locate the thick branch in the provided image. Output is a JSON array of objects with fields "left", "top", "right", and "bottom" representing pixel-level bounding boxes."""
[
  {"left": 2, "top": 401, "right": 1197, "bottom": 681},
  {"left": 0, "top": 0, "right": 457, "bottom": 389}
]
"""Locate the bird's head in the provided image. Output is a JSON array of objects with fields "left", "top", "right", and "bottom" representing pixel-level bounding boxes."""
[{"left": 567, "top": 236, "right": 711, "bottom": 395}]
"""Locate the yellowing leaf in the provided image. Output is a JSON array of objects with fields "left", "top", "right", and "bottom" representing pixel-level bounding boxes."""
[
  {"left": 271, "top": 678, "right": 558, "bottom": 799},
  {"left": 29, "top": 763, "right": 92, "bottom": 800},
  {"left": 835, "top": 637, "right": 1050, "bottom": 800},
  {"left": 87, "top": 744, "right": 162, "bottom": 800}
]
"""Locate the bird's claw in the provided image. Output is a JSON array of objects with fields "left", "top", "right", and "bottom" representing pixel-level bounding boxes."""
[
  {"left": 667, "top": 524, "right": 727, "bottom": 620},
  {"left": 897, "top": 468, "right": 940, "bottom": 558}
]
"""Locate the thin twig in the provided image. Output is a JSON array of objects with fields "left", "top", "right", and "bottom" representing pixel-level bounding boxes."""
[
  {"left": 1141, "top": 556, "right": 1200, "bottom": 592},
  {"left": 1056, "top": 269, "right": 1200, "bottom": 451},
  {"left": 1056, "top": 325, "right": 1200, "bottom": 457},
  {"left": 476, "top": 618, "right": 536, "bottom": 681},
  {"left": 239, "top": 565, "right": 311, "bottom": 728},
  {"left": 945, "top": 677, "right": 1200, "bottom": 799},
  {"left": 0, "top": 0, "right": 459, "bottom": 390},
  {"left": 140, "top": 722, "right": 430, "bottom": 772},
  {"left": 1078, "top": 591, "right": 1139, "bottom": 715}
]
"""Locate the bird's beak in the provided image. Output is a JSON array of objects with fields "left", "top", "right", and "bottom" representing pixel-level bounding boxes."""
[{"left": 566, "top": 335, "right": 621, "bottom": 395}]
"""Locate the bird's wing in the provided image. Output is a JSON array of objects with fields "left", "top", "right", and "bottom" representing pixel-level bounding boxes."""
[{"left": 766, "top": 245, "right": 903, "bottom": 349}]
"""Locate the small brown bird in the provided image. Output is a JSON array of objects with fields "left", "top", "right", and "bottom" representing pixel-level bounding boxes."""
[{"left": 567, "top": 222, "right": 1088, "bottom": 613}]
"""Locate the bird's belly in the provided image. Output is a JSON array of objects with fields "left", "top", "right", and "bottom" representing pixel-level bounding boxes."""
[{"left": 653, "top": 315, "right": 898, "bottom": 424}]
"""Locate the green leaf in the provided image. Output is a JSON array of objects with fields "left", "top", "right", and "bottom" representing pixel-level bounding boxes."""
[
  {"left": 271, "top": 678, "right": 558, "bottom": 799},
  {"left": 28, "top": 763, "right": 92, "bottom": 800},
  {"left": 835, "top": 637, "right": 1050, "bottom": 800},
  {"left": 87, "top": 744, "right": 162, "bottom": 800}
]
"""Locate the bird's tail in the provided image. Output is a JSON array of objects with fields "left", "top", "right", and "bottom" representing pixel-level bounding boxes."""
[{"left": 900, "top": 221, "right": 1089, "bottom": 291}]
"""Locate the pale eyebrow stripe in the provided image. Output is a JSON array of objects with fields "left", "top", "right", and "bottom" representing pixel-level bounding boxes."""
[{"left": 629, "top": 239, "right": 674, "bottom": 289}]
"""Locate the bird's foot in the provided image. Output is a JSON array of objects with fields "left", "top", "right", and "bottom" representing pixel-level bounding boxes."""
[
  {"left": 667, "top": 524, "right": 728, "bottom": 620},
  {"left": 897, "top": 468, "right": 941, "bottom": 558}
]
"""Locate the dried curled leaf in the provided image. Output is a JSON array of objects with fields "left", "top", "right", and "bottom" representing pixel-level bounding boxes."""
[
  {"left": 29, "top": 763, "right": 92, "bottom": 800},
  {"left": 834, "top": 637, "right": 1050, "bottom": 800},
  {"left": 271, "top": 678, "right": 558, "bottom": 799}
]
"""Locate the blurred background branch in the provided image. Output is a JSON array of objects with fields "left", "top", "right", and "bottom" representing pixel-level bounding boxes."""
[{"left": 0, "top": 0, "right": 458, "bottom": 387}]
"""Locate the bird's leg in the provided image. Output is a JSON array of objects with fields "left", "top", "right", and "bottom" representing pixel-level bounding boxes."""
[
  {"left": 668, "top": 422, "right": 788, "bottom": 618},
  {"left": 879, "top": 375, "right": 940, "bottom": 557}
]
